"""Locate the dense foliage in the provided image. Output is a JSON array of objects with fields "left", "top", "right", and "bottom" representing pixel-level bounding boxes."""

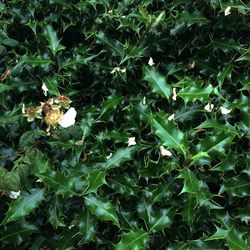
[{"left": 0, "top": 0, "right": 249, "bottom": 249}]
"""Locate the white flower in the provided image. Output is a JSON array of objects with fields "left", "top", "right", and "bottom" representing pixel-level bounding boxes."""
[
  {"left": 148, "top": 57, "right": 155, "bottom": 66},
  {"left": 220, "top": 107, "right": 232, "bottom": 115},
  {"left": 111, "top": 67, "right": 126, "bottom": 74},
  {"left": 204, "top": 103, "right": 214, "bottom": 112},
  {"left": 160, "top": 146, "right": 172, "bottom": 157},
  {"left": 42, "top": 83, "right": 49, "bottom": 96},
  {"left": 142, "top": 96, "right": 146, "bottom": 105},
  {"left": 224, "top": 6, "right": 231, "bottom": 16},
  {"left": 172, "top": 87, "right": 177, "bottom": 101},
  {"left": 168, "top": 114, "right": 175, "bottom": 121},
  {"left": 22, "top": 104, "right": 25, "bottom": 114},
  {"left": 106, "top": 153, "right": 113, "bottom": 159},
  {"left": 9, "top": 190, "right": 21, "bottom": 199},
  {"left": 128, "top": 137, "right": 136, "bottom": 146},
  {"left": 58, "top": 107, "right": 77, "bottom": 128}
]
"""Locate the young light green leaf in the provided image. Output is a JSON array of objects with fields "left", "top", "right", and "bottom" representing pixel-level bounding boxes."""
[
  {"left": 2, "top": 188, "right": 45, "bottom": 224},
  {"left": 44, "top": 25, "right": 65, "bottom": 55},
  {"left": 143, "top": 66, "right": 171, "bottom": 99},
  {"left": 115, "top": 228, "right": 149, "bottom": 250},
  {"left": 84, "top": 195, "right": 120, "bottom": 226}
]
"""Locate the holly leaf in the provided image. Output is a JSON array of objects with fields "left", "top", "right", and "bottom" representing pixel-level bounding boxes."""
[
  {"left": 2, "top": 188, "right": 45, "bottom": 224},
  {"left": 205, "top": 226, "right": 249, "bottom": 250},
  {"left": 219, "top": 175, "right": 250, "bottom": 197},
  {"left": 78, "top": 209, "right": 97, "bottom": 242},
  {"left": 177, "top": 85, "right": 213, "bottom": 103},
  {"left": 149, "top": 113, "right": 188, "bottom": 156},
  {"left": 115, "top": 228, "right": 149, "bottom": 250},
  {"left": 143, "top": 66, "right": 172, "bottom": 99},
  {"left": 44, "top": 25, "right": 65, "bottom": 55},
  {"left": 0, "top": 221, "right": 37, "bottom": 245},
  {"left": 37, "top": 170, "right": 77, "bottom": 197},
  {"left": 84, "top": 195, "right": 120, "bottom": 227},
  {"left": 85, "top": 170, "right": 107, "bottom": 194},
  {"left": 106, "top": 147, "right": 136, "bottom": 169},
  {"left": 195, "top": 132, "right": 236, "bottom": 158}
]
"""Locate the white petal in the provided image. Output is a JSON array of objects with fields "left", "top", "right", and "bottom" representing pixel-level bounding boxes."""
[
  {"left": 204, "top": 103, "right": 214, "bottom": 112},
  {"left": 22, "top": 104, "right": 25, "bottom": 114},
  {"left": 168, "top": 114, "right": 175, "bottom": 121},
  {"left": 220, "top": 107, "right": 231, "bottom": 115},
  {"left": 148, "top": 57, "right": 155, "bottom": 66},
  {"left": 59, "top": 107, "right": 77, "bottom": 128},
  {"left": 111, "top": 67, "right": 119, "bottom": 74},
  {"left": 42, "top": 83, "right": 49, "bottom": 96},
  {"left": 9, "top": 190, "right": 21, "bottom": 199},
  {"left": 106, "top": 153, "right": 113, "bottom": 159},
  {"left": 172, "top": 87, "right": 177, "bottom": 101},
  {"left": 160, "top": 146, "right": 172, "bottom": 157},
  {"left": 128, "top": 137, "right": 136, "bottom": 146},
  {"left": 142, "top": 96, "right": 146, "bottom": 105},
  {"left": 120, "top": 68, "right": 126, "bottom": 73},
  {"left": 224, "top": 6, "right": 231, "bottom": 16}
]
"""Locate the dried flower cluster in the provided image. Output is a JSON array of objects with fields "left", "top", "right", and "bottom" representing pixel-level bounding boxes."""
[{"left": 22, "top": 95, "right": 76, "bottom": 130}]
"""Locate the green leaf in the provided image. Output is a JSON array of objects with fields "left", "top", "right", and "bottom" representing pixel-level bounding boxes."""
[
  {"left": 149, "top": 113, "right": 188, "bottom": 156},
  {"left": 181, "top": 196, "right": 196, "bottom": 228},
  {"left": 0, "top": 83, "right": 12, "bottom": 93},
  {"left": 2, "top": 188, "right": 45, "bottom": 224},
  {"left": 196, "top": 119, "right": 239, "bottom": 136},
  {"left": 19, "top": 130, "right": 45, "bottom": 148},
  {"left": 84, "top": 195, "right": 120, "bottom": 226},
  {"left": 85, "top": 170, "right": 107, "bottom": 194},
  {"left": 48, "top": 198, "right": 65, "bottom": 229},
  {"left": 143, "top": 66, "right": 172, "bottom": 99},
  {"left": 98, "top": 95, "right": 123, "bottom": 120},
  {"left": 1, "top": 38, "right": 19, "bottom": 47},
  {"left": 219, "top": 175, "right": 250, "bottom": 197},
  {"left": 0, "top": 221, "right": 37, "bottom": 245},
  {"left": 195, "top": 132, "right": 236, "bottom": 157},
  {"left": 177, "top": 85, "right": 213, "bottom": 103},
  {"left": 20, "top": 54, "right": 53, "bottom": 66},
  {"left": 43, "top": 77, "right": 60, "bottom": 95},
  {"left": 205, "top": 226, "right": 249, "bottom": 250},
  {"left": 144, "top": 182, "right": 174, "bottom": 204},
  {"left": 0, "top": 171, "right": 20, "bottom": 191},
  {"left": 179, "top": 11, "right": 209, "bottom": 26},
  {"left": 106, "top": 147, "right": 136, "bottom": 169},
  {"left": 115, "top": 229, "right": 149, "bottom": 250},
  {"left": 217, "top": 64, "right": 233, "bottom": 89},
  {"left": 78, "top": 210, "right": 97, "bottom": 242},
  {"left": 44, "top": 25, "right": 65, "bottom": 55},
  {"left": 178, "top": 168, "right": 220, "bottom": 209},
  {"left": 37, "top": 170, "right": 77, "bottom": 197},
  {"left": 109, "top": 175, "right": 140, "bottom": 196}
]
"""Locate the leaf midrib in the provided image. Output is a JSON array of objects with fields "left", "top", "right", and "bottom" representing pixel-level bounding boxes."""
[
  {"left": 7, "top": 189, "right": 44, "bottom": 222},
  {"left": 85, "top": 196, "right": 118, "bottom": 225},
  {"left": 145, "top": 67, "right": 169, "bottom": 98}
]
